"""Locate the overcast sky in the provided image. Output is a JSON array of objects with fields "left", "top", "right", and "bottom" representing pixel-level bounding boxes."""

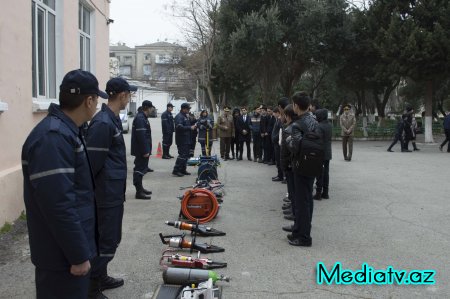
[{"left": 109, "top": 0, "right": 185, "bottom": 47}]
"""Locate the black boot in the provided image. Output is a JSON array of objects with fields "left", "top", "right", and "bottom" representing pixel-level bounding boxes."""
[
  {"left": 135, "top": 181, "right": 151, "bottom": 200},
  {"left": 88, "top": 279, "right": 109, "bottom": 299},
  {"left": 162, "top": 146, "right": 170, "bottom": 159},
  {"left": 142, "top": 188, "right": 152, "bottom": 195},
  {"left": 99, "top": 275, "right": 124, "bottom": 291}
]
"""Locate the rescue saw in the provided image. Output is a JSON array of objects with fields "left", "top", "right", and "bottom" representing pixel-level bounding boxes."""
[{"left": 165, "top": 221, "right": 226, "bottom": 237}]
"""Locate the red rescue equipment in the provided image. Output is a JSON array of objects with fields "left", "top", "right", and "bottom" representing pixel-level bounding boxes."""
[{"left": 180, "top": 189, "right": 219, "bottom": 224}]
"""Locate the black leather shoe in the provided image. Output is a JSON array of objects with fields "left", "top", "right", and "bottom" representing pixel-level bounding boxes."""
[
  {"left": 283, "top": 197, "right": 290, "bottom": 203},
  {"left": 181, "top": 171, "right": 191, "bottom": 175},
  {"left": 88, "top": 279, "right": 109, "bottom": 299},
  {"left": 248, "top": 157, "right": 252, "bottom": 161},
  {"left": 288, "top": 238, "right": 312, "bottom": 247},
  {"left": 268, "top": 162, "right": 275, "bottom": 165},
  {"left": 282, "top": 179, "right": 287, "bottom": 184},
  {"left": 143, "top": 188, "right": 152, "bottom": 195},
  {"left": 282, "top": 204, "right": 291, "bottom": 210},
  {"left": 147, "top": 168, "right": 154, "bottom": 172},
  {"left": 387, "top": 149, "right": 394, "bottom": 152},
  {"left": 283, "top": 209, "right": 292, "bottom": 215},
  {"left": 99, "top": 275, "right": 124, "bottom": 291},
  {"left": 258, "top": 159, "right": 263, "bottom": 163},
  {"left": 284, "top": 214, "right": 295, "bottom": 221},
  {"left": 172, "top": 171, "right": 184, "bottom": 177},
  {"left": 135, "top": 191, "right": 151, "bottom": 200},
  {"left": 282, "top": 225, "right": 293, "bottom": 232},
  {"left": 313, "top": 193, "right": 322, "bottom": 200},
  {"left": 162, "top": 155, "right": 171, "bottom": 159},
  {"left": 168, "top": 154, "right": 174, "bottom": 158},
  {"left": 321, "top": 194, "right": 329, "bottom": 199},
  {"left": 272, "top": 177, "right": 283, "bottom": 182}
]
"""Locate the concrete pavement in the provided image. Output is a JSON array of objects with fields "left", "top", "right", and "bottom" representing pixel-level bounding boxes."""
[{"left": 0, "top": 116, "right": 449, "bottom": 298}]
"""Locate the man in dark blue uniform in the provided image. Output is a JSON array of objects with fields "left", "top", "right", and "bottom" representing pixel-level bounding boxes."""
[
  {"left": 236, "top": 106, "right": 253, "bottom": 161},
  {"left": 161, "top": 103, "right": 175, "bottom": 159},
  {"left": 131, "top": 100, "right": 154, "bottom": 199},
  {"left": 86, "top": 77, "right": 137, "bottom": 298},
  {"left": 172, "top": 103, "right": 197, "bottom": 176},
  {"left": 21, "top": 69, "right": 107, "bottom": 299}
]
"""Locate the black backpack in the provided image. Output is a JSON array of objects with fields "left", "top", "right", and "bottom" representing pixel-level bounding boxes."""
[{"left": 293, "top": 130, "right": 324, "bottom": 177}]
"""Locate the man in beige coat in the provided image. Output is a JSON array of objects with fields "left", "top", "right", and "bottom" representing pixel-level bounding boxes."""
[
  {"left": 340, "top": 104, "right": 356, "bottom": 161},
  {"left": 218, "top": 106, "right": 235, "bottom": 160}
]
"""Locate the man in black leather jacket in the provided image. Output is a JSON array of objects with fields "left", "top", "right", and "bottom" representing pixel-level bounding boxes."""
[{"left": 286, "top": 91, "right": 318, "bottom": 247}]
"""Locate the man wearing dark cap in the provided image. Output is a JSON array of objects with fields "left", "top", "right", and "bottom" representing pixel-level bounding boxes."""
[
  {"left": 86, "top": 77, "right": 136, "bottom": 298},
  {"left": 173, "top": 103, "right": 197, "bottom": 176},
  {"left": 131, "top": 100, "right": 154, "bottom": 199},
  {"left": 22, "top": 69, "right": 107, "bottom": 298},
  {"left": 161, "top": 103, "right": 175, "bottom": 159}
]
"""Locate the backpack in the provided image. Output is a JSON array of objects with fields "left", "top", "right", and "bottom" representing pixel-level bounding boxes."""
[{"left": 293, "top": 130, "right": 324, "bottom": 177}]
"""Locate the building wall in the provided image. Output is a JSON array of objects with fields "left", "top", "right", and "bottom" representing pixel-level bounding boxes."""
[{"left": 0, "top": 0, "right": 109, "bottom": 225}]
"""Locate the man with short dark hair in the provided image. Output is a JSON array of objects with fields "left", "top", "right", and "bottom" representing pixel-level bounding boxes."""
[
  {"left": 236, "top": 106, "right": 253, "bottom": 160},
  {"left": 131, "top": 100, "right": 154, "bottom": 199},
  {"left": 217, "top": 106, "right": 234, "bottom": 160},
  {"left": 161, "top": 103, "right": 175, "bottom": 159},
  {"left": 86, "top": 77, "right": 136, "bottom": 298},
  {"left": 286, "top": 91, "right": 319, "bottom": 247},
  {"left": 250, "top": 106, "right": 263, "bottom": 162},
  {"left": 173, "top": 103, "right": 197, "bottom": 176},
  {"left": 22, "top": 69, "right": 108, "bottom": 299}
]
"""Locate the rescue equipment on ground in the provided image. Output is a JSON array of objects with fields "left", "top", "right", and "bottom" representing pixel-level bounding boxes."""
[
  {"left": 159, "top": 233, "right": 225, "bottom": 254},
  {"left": 165, "top": 221, "right": 226, "bottom": 237},
  {"left": 160, "top": 252, "right": 227, "bottom": 270},
  {"left": 162, "top": 268, "right": 230, "bottom": 285},
  {"left": 179, "top": 279, "right": 222, "bottom": 299},
  {"left": 179, "top": 189, "right": 220, "bottom": 224}
]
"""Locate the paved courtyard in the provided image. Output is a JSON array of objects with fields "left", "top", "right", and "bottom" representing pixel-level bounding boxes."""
[{"left": 0, "top": 116, "right": 449, "bottom": 298}]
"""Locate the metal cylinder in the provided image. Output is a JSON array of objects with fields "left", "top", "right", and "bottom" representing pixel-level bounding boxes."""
[{"left": 163, "top": 268, "right": 210, "bottom": 285}]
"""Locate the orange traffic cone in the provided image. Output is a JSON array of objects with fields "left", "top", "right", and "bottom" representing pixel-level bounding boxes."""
[{"left": 155, "top": 142, "right": 163, "bottom": 158}]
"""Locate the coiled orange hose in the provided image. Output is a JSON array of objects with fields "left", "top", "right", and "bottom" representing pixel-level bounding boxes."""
[{"left": 180, "top": 189, "right": 219, "bottom": 224}]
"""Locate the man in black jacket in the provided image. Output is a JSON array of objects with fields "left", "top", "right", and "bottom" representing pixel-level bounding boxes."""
[
  {"left": 131, "top": 100, "right": 154, "bottom": 199},
  {"left": 236, "top": 106, "right": 253, "bottom": 160},
  {"left": 271, "top": 108, "right": 284, "bottom": 181},
  {"left": 314, "top": 109, "right": 332, "bottom": 200},
  {"left": 286, "top": 91, "right": 319, "bottom": 247},
  {"left": 22, "top": 69, "right": 107, "bottom": 299},
  {"left": 161, "top": 103, "right": 175, "bottom": 159},
  {"left": 173, "top": 103, "right": 197, "bottom": 176},
  {"left": 87, "top": 77, "right": 136, "bottom": 297}
]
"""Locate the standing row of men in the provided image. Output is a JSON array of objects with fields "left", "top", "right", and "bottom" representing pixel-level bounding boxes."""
[{"left": 22, "top": 70, "right": 137, "bottom": 298}]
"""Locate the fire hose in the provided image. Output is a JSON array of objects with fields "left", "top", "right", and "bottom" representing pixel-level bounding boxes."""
[{"left": 180, "top": 189, "right": 219, "bottom": 224}]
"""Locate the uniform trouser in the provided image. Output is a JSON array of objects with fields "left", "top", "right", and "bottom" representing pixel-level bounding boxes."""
[
  {"left": 292, "top": 174, "right": 315, "bottom": 242},
  {"left": 221, "top": 137, "right": 231, "bottom": 158},
  {"left": 174, "top": 144, "right": 190, "bottom": 173},
  {"left": 263, "top": 136, "right": 273, "bottom": 162},
  {"left": 316, "top": 160, "right": 330, "bottom": 195},
  {"left": 388, "top": 134, "right": 404, "bottom": 150},
  {"left": 231, "top": 136, "right": 239, "bottom": 157},
  {"left": 440, "top": 129, "right": 450, "bottom": 152},
  {"left": 342, "top": 135, "right": 353, "bottom": 159},
  {"left": 35, "top": 267, "right": 89, "bottom": 299},
  {"left": 190, "top": 138, "right": 197, "bottom": 157},
  {"left": 220, "top": 137, "right": 225, "bottom": 157},
  {"left": 273, "top": 143, "right": 283, "bottom": 178},
  {"left": 252, "top": 133, "right": 262, "bottom": 160},
  {"left": 199, "top": 140, "right": 213, "bottom": 156},
  {"left": 133, "top": 156, "right": 149, "bottom": 188},
  {"left": 90, "top": 205, "right": 124, "bottom": 279},
  {"left": 239, "top": 139, "right": 251, "bottom": 159},
  {"left": 163, "top": 134, "right": 173, "bottom": 156},
  {"left": 285, "top": 170, "right": 295, "bottom": 215}
]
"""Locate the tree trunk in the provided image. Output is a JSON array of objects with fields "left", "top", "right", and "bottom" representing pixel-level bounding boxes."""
[
  {"left": 207, "top": 82, "right": 217, "bottom": 113},
  {"left": 424, "top": 81, "right": 434, "bottom": 143}
]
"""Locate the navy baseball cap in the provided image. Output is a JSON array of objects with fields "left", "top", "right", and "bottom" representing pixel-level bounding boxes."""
[
  {"left": 60, "top": 69, "right": 108, "bottom": 99},
  {"left": 181, "top": 103, "right": 191, "bottom": 109},
  {"left": 167, "top": 103, "right": 174, "bottom": 108},
  {"left": 142, "top": 100, "right": 153, "bottom": 108},
  {"left": 105, "top": 77, "right": 138, "bottom": 96}
]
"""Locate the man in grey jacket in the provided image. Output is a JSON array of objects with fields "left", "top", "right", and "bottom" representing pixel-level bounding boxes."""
[{"left": 340, "top": 104, "right": 356, "bottom": 161}]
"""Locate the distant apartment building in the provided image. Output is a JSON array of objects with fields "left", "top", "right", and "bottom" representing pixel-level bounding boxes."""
[
  {"left": 110, "top": 42, "right": 190, "bottom": 90},
  {"left": 0, "top": 0, "right": 110, "bottom": 225}
]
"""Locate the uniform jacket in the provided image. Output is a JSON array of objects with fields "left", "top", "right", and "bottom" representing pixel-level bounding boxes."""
[
  {"left": 217, "top": 113, "right": 234, "bottom": 138},
  {"left": 250, "top": 113, "right": 261, "bottom": 134},
  {"left": 272, "top": 117, "right": 283, "bottom": 144},
  {"left": 21, "top": 104, "right": 97, "bottom": 271},
  {"left": 131, "top": 111, "right": 152, "bottom": 156},
  {"left": 316, "top": 109, "right": 332, "bottom": 160},
  {"left": 444, "top": 114, "right": 450, "bottom": 130},
  {"left": 87, "top": 103, "right": 126, "bottom": 208},
  {"left": 280, "top": 120, "right": 296, "bottom": 172},
  {"left": 161, "top": 110, "right": 175, "bottom": 136},
  {"left": 340, "top": 112, "right": 356, "bottom": 136},
  {"left": 236, "top": 114, "right": 252, "bottom": 142},
  {"left": 175, "top": 112, "right": 193, "bottom": 145},
  {"left": 197, "top": 116, "right": 214, "bottom": 142}
]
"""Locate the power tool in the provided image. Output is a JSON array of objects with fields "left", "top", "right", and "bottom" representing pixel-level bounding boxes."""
[
  {"left": 159, "top": 233, "right": 225, "bottom": 254},
  {"left": 165, "top": 221, "right": 226, "bottom": 237}
]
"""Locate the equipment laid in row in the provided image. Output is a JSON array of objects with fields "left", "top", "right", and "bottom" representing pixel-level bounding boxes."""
[
  {"left": 159, "top": 233, "right": 225, "bottom": 254},
  {"left": 179, "top": 189, "right": 220, "bottom": 224},
  {"left": 163, "top": 268, "right": 230, "bottom": 285},
  {"left": 160, "top": 252, "right": 227, "bottom": 270},
  {"left": 179, "top": 278, "right": 221, "bottom": 299},
  {"left": 165, "top": 221, "right": 226, "bottom": 237}
]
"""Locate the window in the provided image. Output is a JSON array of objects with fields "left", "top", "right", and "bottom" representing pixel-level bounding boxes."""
[
  {"left": 119, "top": 66, "right": 131, "bottom": 76},
  {"left": 79, "top": 3, "right": 92, "bottom": 71},
  {"left": 124, "top": 56, "right": 133, "bottom": 64},
  {"left": 143, "top": 64, "right": 152, "bottom": 76},
  {"left": 144, "top": 53, "right": 151, "bottom": 61},
  {"left": 32, "top": 0, "right": 56, "bottom": 99}
]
